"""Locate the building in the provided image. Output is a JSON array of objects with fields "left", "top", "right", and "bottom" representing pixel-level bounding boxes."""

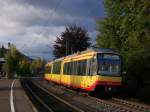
[{"left": 0, "top": 58, "right": 5, "bottom": 77}]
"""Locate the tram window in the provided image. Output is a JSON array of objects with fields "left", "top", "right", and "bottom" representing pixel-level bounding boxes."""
[
  {"left": 63, "top": 64, "right": 64, "bottom": 74},
  {"left": 68, "top": 62, "right": 71, "bottom": 74},
  {"left": 63, "top": 63, "right": 65, "bottom": 74},
  {"left": 89, "top": 59, "right": 93, "bottom": 75},
  {"left": 72, "top": 61, "right": 77, "bottom": 75},
  {"left": 82, "top": 60, "right": 87, "bottom": 75},
  {"left": 86, "top": 58, "right": 97, "bottom": 76},
  {"left": 52, "top": 61, "right": 61, "bottom": 74},
  {"left": 77, "top": 61, "right": 81, "bottom": 75},
  {"left": 72, "top": 61, "right": 76, "bottom": 75},
  {"left": 86, "top": 60, "right": 91, "bottom": 76},
  {"left": 70, "top": 62, "right": 73, "bottom": 75},
  {"left": 63, "top": 60, "right": 87, "bottom": 75},
  {"left": 63, "top": 63, "right": 67, "bottom": 74},
  {"left": 67, "top": 62, "right": 71, "bottom": 75},
  {"left": 65, "top": 63, "right": 68, "bottom": 74},
  {"left": 71, "top": 62, "right": 73, "bottom": 75},
  {"left": 70, "top": 62, "right": 74, "bottom": 75},
  {"left": 64, "top": 62, "right": 76, "bottom": 75},
  {"left": 89, "top": 58, "right": 97, "bottom": 75},
  {"left": 71, "top": 62, "right": 74, "bottom": 75},
  {"left": 76, "top": 61, "right": 80, "bottom": 75},
  {"left": 77, "top": 60, "right": 87, "bottom": 76},
  {"left": 67, "top": 63, "right": 69, "bottom": 74},
  {"left": 76, "top": 61, "right": 78, "bottom": 75},
  {"left": 63, "top": 62, "right": 71, "bottom": 75},
  {"left": 66, "top": 63, "right": 68, "bottom": 74}
]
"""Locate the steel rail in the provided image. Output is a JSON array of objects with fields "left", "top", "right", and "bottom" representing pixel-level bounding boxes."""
[
  {"left": 111, "top": 97, "right": 150, "bottom": 112},
  {"left": 44, "top": 80, "right": 142, "bottom": 111},
  {"left": 23, "top": 80, "right": 54, "bottom": 112},
  {"left": 35, "top": 80, "right": 132, "bottom": 112},
  {"left": 31, "top": 80, "right": 85, "bottom": 112}
]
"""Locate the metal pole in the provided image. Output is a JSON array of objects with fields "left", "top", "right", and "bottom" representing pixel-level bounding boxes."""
[{"left": 66, "top": 39, "right": 67, "bottom": 56}]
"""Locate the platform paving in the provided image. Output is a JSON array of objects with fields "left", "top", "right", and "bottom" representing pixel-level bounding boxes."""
[{"left": 0, "top": 79, "right": 36, "bottom": 112}]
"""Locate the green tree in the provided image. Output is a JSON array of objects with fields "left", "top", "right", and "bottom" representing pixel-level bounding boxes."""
[
  {"left": 18, "top": 58, "right": 31, "bottom": 76},
  {"left": 0, "top": 45, "right": 7, "bottom": 58},
  {"left": 53, "top": 24, "right": 91, "bottom": 58},
  {"left": 97, "top": 0, "right": 150, "bottom": 100},
  {"left": 30, "top": 58, "right": 45, "bottom": 75},
  {"left": 3, "top": 44, "right": 20, "bottom": 78},
  {"left": 2, "top": 44, "right": 32, "bottom": 78}
]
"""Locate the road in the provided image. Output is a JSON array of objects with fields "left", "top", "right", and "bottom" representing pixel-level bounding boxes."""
[{"left": 0, "top": 79, "right": 36, "bottom": 112}]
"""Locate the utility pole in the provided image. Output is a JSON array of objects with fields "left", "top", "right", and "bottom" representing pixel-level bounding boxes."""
[{"left": 66, "top": 39, "right": 67, "bottom": 56}]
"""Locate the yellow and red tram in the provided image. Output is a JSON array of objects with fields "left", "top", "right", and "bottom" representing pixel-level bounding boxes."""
[{"left": 44, "top": 48, "right": 122, "bottom": 93}]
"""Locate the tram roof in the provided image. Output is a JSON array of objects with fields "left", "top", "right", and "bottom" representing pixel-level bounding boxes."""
[
  {"left": 90, "top": 47, "right": 119, "bottom": 53},
  {"left": 51, "top": 48, "right": 119, "bottom": 63}
]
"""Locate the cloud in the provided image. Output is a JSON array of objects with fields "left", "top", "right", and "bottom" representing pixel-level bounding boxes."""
[
  {"left": 0, "top": 0, "right": 104, "bottom": 60},
  {"left": 17, "top": 0, "right": 104, "bottom": 17}
]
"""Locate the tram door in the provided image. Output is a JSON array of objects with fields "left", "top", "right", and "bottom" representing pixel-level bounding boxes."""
[{"left": 84, "top": 56, "right": 97, "bottom": 90}]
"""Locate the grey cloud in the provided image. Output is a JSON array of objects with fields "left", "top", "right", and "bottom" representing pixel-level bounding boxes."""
[
  {"left": 0, "top": 0, "right": 96, "bottom": 32},
  {"left": 17, "top": 0, "right": 104, "bottom": 18},
  {"left": 0, "top": 0, "right": 104, "bottom": 60}
]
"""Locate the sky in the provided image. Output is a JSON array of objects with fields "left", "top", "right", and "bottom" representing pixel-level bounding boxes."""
[{"left": 0, "top": 0, "right": 105, "bottom": 60}]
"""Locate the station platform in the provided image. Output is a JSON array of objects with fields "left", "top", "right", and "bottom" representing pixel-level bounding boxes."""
[{"left": 0, "top": 79, "right": 36, "bottom": 112}]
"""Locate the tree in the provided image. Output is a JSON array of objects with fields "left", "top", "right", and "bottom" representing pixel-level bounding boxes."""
[
  {"left": 3, "top": 44, "right": 21, "bottom": 78},
  {"left": 30, "top": 58, "right": 45, "bottom": 75},
  {"left": 53, "top": 25, "right": 91, "bottom": 58},
  {"left": 0, "top": 45, "right": 7, "bottom": 58},
  {"left": 2, "top": 44, "right": 32, "bottom": 78},
  {"left": 96, "top": 0, "right": 150, "bottom": 100},
  {"left": 18, "top": 58, "right": 31, "bottom": 76}
]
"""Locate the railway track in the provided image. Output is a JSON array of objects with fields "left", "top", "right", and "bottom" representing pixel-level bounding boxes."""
[
  {"left": 20, "top": 79, "right": 84, "bottom": 112},
  {"left": 60, "top": 84, "right": 148, "bottom": 112},
  {"left": 31, "top": 79, "right": 150, "bottom": 112},
  {"left": 109, "top": 98, "right": 150, "bottom": 112},
  {"left": 87, "top": 95, "right": 137, "bottom": 112},
  {"left": 60, "top": 82, "right": 150, "bottom": 112}
]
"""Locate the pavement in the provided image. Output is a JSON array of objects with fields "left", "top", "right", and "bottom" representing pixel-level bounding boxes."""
[{"left": 0, "top": 79, "right": 36, "bottom": 112}]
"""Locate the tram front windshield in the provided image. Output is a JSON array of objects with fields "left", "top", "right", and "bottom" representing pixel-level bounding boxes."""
[{"left": 97, "top": 53, "right": 121, "bottom": 76}]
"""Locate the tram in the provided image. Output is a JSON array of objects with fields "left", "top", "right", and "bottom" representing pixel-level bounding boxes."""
[{"left": 45, "top": 48, "right": 122, "bottom": 94}]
